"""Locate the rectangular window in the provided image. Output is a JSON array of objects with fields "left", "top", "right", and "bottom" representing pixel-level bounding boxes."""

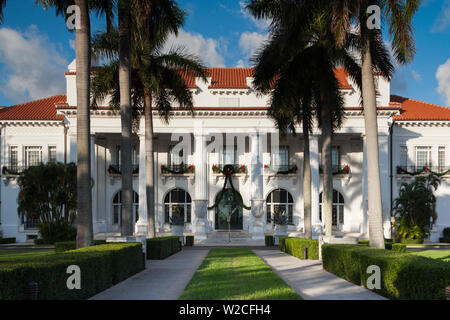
[
  {"left": 116, "top": 145, "right": 121, "bottom": 166},
  {"left": 222, "top": 145, "right": 238, "bottom": 165},
  {"left": 169, "top": 145, "right": 185, "bottom": 166},
  {"left": 438, "top": 146, "right": 445, "bottom": 171},
  {"left": 332, "top": 146, "right": 341, "bottom": 172},
  {"left": 415, "top": 146, "right": 432, "bottom": 168},
  {"left": 132, "top": 146, "right": 139, "bottom": 167},
  {"left": 9, "top": 146, "right": 18, "bottom": 171},
  {"left": 400, "top": 146, "right": 408, "bottom": 168},
  {"left": 24, "top": 146, "right": 42, "bottom": 167},
  {"left": 271, "top": 145, "right": 289, "bottom": 170},
  {"left": 48, "top": 146, "right": 57, "bottom": 163}
]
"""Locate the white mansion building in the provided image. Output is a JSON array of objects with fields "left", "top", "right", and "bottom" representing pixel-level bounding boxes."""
[{"left": 1, "top": 60, "right": 450, "bottom": 243}]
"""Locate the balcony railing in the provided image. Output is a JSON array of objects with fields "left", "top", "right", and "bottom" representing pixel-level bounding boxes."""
[
  {"left": 264, "top": 164, "right": 298, "bottom": 175},
  {"left": 107, "top": 164, "right": 139, "bottom": 175},
  {"left": 212, "top": 164, "right": 246, "bottom": 175},
  {"left": 396, "top": 165, "right": 450, "bottom": 175},
  {"left": 2, "top": 166, "right": 26, "bottom": 176},
  {"left": 319, "top": 165, "right": 351, "bottom": 175},
  {"left": 24, "top": 219, "right": 40, "bottom": 230},
  {"left": 161, "top": 164, "right": 195, "bottom": 174}
]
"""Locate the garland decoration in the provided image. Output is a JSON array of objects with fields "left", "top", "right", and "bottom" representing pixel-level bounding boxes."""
[
  {"left": 212, "top": 164, "right": 246, "bottom": 174},
  {"left": 319, "top": 165, "right": 350, "bottom": 175},
  {"left": 161, "top": 164, "right": 195, "bottom": 174},
  {"left": 208, "top": 164, "right": 251, "bottom": 210},
  {"left": 396, "top": 166, "right": 450, "bottom": 177}
]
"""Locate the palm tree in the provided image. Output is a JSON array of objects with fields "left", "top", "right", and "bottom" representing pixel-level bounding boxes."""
[
  {"left": 247, "top": 0, "right": 393, "bottom": 238},
  {"left": 36, "top": 0, "right": 114, "bottom": 248},
  {"left": 91, "top": 7, "right": 206, "bottom": 238},
  {"left": 0, "top": 0, "right": 6, "bottom": 24},
  {"left": 117, "top": 0, "right": 134, "bottom": 237},
  {"left": 247, "top": 1, "right": 354, "bottom": 237},
  {"left": 327, "top": 0, "right": 420, "bottom": 248}
]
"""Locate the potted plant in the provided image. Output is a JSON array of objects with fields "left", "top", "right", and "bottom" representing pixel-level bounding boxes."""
[
  {"left": 271, "top": 207, "right": 289, "bottom": 244},
  {"left": 170, "top": 207, "right": 185, "bottom": 244}
]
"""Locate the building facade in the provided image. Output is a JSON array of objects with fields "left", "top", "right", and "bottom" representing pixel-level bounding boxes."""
[{"left": 1, "top": 61, "right": 450, "bottom": 243}]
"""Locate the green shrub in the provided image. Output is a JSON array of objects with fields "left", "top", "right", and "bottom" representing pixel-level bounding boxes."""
[
  {"left": 185, "top": 236, "right": 194, "bottom": 246},
  {"left": 439, "top": 237, "right": 450, "bottom": 243},
  {"left": 278, "top": 237, "right": 319, "bottom": 260},
  {"left": 397, "top": 238, "right": 423, "bottom": 244},
  {"left": 0, "top": 243, "right": 143, "bottom": 300},
  {"left": 55, "top": 241, "right": 76, "bottom": 253},
  {"left": 146, "top": 236, "right": 181, "bottom": 260},
  {"left": 0, "top": 237, "right": 16, "bottom": 244},
  {"left": 265, "top": 235, "right": 274, "bottom": 247},
  {"left": 358, "top": 239, "right": 402, "bottom": 251},
  {"left": 443, "top": 228, "right": 450, "bottom": 238},
  {"left": 38, "top": 221, "right": 77, "bottom": 245},
  {"left": 391, "top": 243, "right": 407, "bottom": 253},
  {"left": 322, "top": 244, "right": 450, "bottom": 300},
  {"left": 278, "top": 236, "right": 289, "bottom": 252}
]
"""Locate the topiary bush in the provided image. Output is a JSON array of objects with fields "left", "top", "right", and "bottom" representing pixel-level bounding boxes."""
[
  {"left": 322, "top": 244, "right": 450, "bottom": 300},
  {"left": 38, "top": 221, "right": 77, "bottom": 245},
  {"left": 54, "top": 241, "right": 76, "bottom": 253},
  {"left": 0, "top": 237, "right": 16, "bottom": 244},
  {"left": 278, "top": 237, "right": 319, "bottom": 260},
  {"left": 146, "top": 236, "right": 181, "bottom": 259},
  {"left": 185, "top": 236, "right": 194, "bottom": 246},
  {"left": 443, "top": 228, "right": 450, "bottom": 238},
  {"left": 0, "top": 243, "right": 143, "bottom": 300},
  {"left": 265, "top": 235, "right": 274, "bottom": 247}
]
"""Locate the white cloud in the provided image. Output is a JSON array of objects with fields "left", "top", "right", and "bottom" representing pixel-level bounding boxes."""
[
  {"left": 431, "top": 0, "right": 450, "bottom": 32},
  {"left": 69, "top": 38, "right": 75, "bottom": 51},
  {"left": 0, "top": 26, "right": 68, "bottom": 104},
  {"left": 239, "top": 1, "right": 271, "bottom": 31},
  {"left": 436, "top": 58, "right": 450, "bottom": 106},
  {"left": 238, "top": 31, "right": 269, "bottom": 66},
  {"left": 162, "top": 29, "right": 225, "bottom": 67},
  {"left": 411, "top": 70, "right": 421, "bottom": 81}
]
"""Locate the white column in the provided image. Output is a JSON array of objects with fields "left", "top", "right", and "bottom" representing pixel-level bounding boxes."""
[
  {"left": 310, "top": 135, "right": 321, "bottom": 235},
  {"left": 91, "top": 136, "right": 97, "bottom": 234},
  {"left": 250, "top": 131, "right": 264, "bottom": 239},
  {"left": 362, "top": 134, "right": 368, "bottom": 235},
  {"left": 193, "top": 132, "right": 208, "bottom": 238},
  {"left": 69, "top": 133, "right": 77, "bottom": 163},
  {"left": 378, "top": 134, "right": 391, "bottom": 238},
  {"left": 136, "top": 134, "right": 148, "bottom": 235}
]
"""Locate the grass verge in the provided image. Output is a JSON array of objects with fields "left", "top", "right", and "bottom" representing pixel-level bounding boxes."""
[
  {"left": 179, "top": 248, "right": 301, "bottom": 300},
  {"left": 0, "top": 249, "right": 54, "bottom": 263},
  {"left": 408, "top": 249, "right": 450, "bottom": 262}
]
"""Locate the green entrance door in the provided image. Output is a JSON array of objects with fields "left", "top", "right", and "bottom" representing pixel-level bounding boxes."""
[{"left": 214, "top": 189, "right": 243, "bottom": 230}]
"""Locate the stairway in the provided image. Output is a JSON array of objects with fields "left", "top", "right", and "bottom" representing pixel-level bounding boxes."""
[{"left": 197, "top": 230, "right": 264, "bottom": 246}]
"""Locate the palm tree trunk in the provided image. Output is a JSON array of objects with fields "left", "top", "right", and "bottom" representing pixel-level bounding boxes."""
[
  {"left": 321, "top": 106, "right": 333, "bottom": 237},
  {"left": 303, "top": 111, "right": 312, "bottom": 239},
  {"left": 75, "top": 0, "right": 93, "bottom": 248},
  {"left": 144, "top": 92, "right": 156, "bottom": 238},
  {"left": 362, "top": 42, "right": 385, "bottom": 249},
  {"left": 119, "top": 0, "right": 133, "bottom": 236}
]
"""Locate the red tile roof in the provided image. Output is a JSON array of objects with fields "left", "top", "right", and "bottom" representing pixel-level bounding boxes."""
[
  {"left": 391, "top": 95, "right": 450, "bottom": 121},
  {"left": 0, "top": 95, "right": 66, "bottom": 121}
]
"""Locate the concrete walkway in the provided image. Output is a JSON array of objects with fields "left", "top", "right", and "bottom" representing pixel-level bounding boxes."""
[
  {"left": 90, "top": 249, "right": 209, "bottom": 300},
  {"left": 253, "top": 250, "right": 387, "bottom": 300}
]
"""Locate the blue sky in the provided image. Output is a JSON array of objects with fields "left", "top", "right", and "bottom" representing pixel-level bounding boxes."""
[{"left": 0, "top": 0, "right": 449, "bottom": 107}]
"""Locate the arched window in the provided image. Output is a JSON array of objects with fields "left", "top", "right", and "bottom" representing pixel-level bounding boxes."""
[
  {"left": 112, "top": 191, "right": 139, "bottom": 225},
  {"left": 266, "top": 189, "right": 294, "bottom": 224},
  {"left": 164, "top": 189, "right": 192, "bottom": 224},
  {"left": 319, "top": 190, "right": 345, "bottom": 227}
]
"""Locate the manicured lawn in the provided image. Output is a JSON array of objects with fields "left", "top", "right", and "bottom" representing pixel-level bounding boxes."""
[
  {"left": 0, "top": 249, "right": 54, "bottom": 263},
  {"left": 179, "top": 248, "right": 301, "bottom": 300},
  {"left": 408, "top": 249, "right": 450, "bottom": 262}
]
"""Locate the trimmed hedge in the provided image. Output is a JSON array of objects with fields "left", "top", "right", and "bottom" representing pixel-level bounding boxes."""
[
  {"left": 358, "top": 239, "right": 406, "bottom": 252},
  {"left": 443, "top": 228, "right": 450, "bottom": 238},
  {"left": 146, "top": 236, "right": 181, "bottom": 260},
  {"left": 0, "top": 237, "right": 16, "bottom": 244},
  {"left": 185, "top": 236, "right": 194, "bottom": 247},
  {"left": 54, "top": 240, "right": 110, "bottom": 253},
  {"left": 439, "top": 237, "right": 450, "bottom": 243},
  {"left": 265, "top": 235, "right": 274, "bottom": 247},
  {"left": 322, "top": 244, "right": 450, "bottom": 300},
  {"left": 0, "top": 243, "right": 143, "bottom": 300},
  {"left": 278, "top": 237, "right": 319, "bottom": 260}
]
